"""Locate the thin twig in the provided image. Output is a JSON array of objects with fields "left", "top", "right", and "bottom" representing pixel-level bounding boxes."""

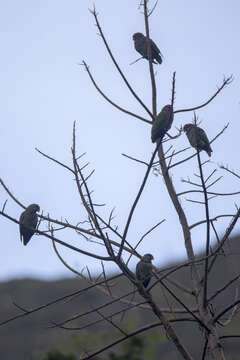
[
  {"left": 90, "top": 7, "right": 153, "bottom": 120},
  {"left": 219, "top": 165, "right": 240, "bottom": 180},
  {"left": 169, "top": 124, "right": 229, "bottom": 169},
  {"left": 0, "top": 211, "right": 111, "bottom": 261},
  {"left": 36, "top": 148, "right": 74, "bottom": 173},
  {"left": 190, "top": 214, "right": 235, "bottom": 230},
  {"left": 174, "top": 76, "right": 233, "bottom": 114},
  {"left": 208, "top": 208, "right": 240, "bottom": 274},
  {"left": 118, "top": 148, "right": 158, "bottom": 259},
  {"left": 95, "top": 308, "right": 128, "bottom": 336},
  {"left": 81, "top": 61, "right": 151, "bottom": 124},
  {"left": 80, "top": 319, "right": 194, "bottom": 360},
  {"left": 196, "top": 146, "right": 210, "bottom": 309},
  {"left": 122, "top": 153, "right": 148, "bottom": 166},
  {"left": 126, "top": 219, "right": 165, "bottom": 266},
  {"left": 214, "top": 299, "right": 240, "bottom": 324},
  {"left": 177, "top": 190, "right": 240, "bottom": 197},
  {"left": 144, "top": 0, "right": 157, "bottom": 118},
  {"left": 0, "top": 273, "right": 124, "bottom": 327},
  {"left": 129, "top": 56, "right": 143, "bottom": 65}
]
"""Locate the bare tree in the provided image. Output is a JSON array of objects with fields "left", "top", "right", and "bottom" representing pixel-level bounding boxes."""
[{"left": 0, "top": 1, "right": 239, "bottom": 359}]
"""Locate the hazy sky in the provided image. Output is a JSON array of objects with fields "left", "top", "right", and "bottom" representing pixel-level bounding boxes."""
[{"left": 1, "top": 0, "right": 240, "bottom": 280}]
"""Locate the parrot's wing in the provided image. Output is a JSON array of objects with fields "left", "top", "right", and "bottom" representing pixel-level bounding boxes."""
[
  {"left": 19, "top": 211, "right": 26, "bottom": 241},
  {"left": 150, "top": 39, "right": 163, "bottom": 57},
  {"left": 32, "top": 213, "right": 38, "bottom": 229},
  {"left": 187, "top": 127, "right": 197, "bottom": 147},
  {"left": 197, "top": 128, "right": 210, "bottom": 146},
  {"left": 134, "top": 38, "right": 147, "bottom": 58},
  {"left": 136, "top": 262, "right": 141, "bottom": 280},
  {"left": 151, "top": 110, "right": 172, "bottom": 142},
  {"left": 19, "top": 211, "right": 25, "bottom": 225},
  {"left": 160, "top": 110, "right": 173, "bottom": 132}
]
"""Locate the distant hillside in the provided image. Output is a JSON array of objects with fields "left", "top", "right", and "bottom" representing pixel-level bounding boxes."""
[{"left": 1, "top": 236, "right": 240, "bottom": 359}]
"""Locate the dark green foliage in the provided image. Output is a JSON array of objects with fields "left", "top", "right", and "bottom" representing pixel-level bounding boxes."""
[
  {"left": 183, "top": 123, "right": 212, "bottom": 156},
  {"left": 136, "top": 253, "right": 154, "bottom": 288},
  {"left": 2, "top": 236, "right": 240, "bottom": 360},
  {"left": 19, "top": 204, "right": 40, "bottom": 245},
  {"left": 151, "top": 105, "right": 173, "bottom": 143},
  {"left": 132, "top": 32, "right": 162, "bottom": 64},
  {"left": 41, "top": 335, "right": 154, "bottom": 360},
  {"left": 109, "top": 336, "right": 145, "bottom": 360},
  {"left": 40, "top": 349, "right": 76, "bottom": 360}
]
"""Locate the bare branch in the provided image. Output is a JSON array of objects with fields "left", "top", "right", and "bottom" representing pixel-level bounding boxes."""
[
  {"left": 214, "top": 299, "right": 240, "bottom": 324},
  {"left": 181, "top": 178, "right": 202, "bottom": 188},
  {"left": 0, "top": 178, "right": 25, "bottom": 209},
  {"left": 154, "top": 275, "right": 209, "bottom": 333},
  {"left": 95, "top": 308, "right": 128, "bottom": 336},
  {"left": 55, "top": 300, "right": 147, "bottom": 332},
  {"left": 79, "top": 321, "right": 153, "bottom": 360},
  {"left": 118, "top": 148, "right": 158, "bottom": 258},
  {"left": 144, "top": 0, "right": 157, "bottom": 118},
  {"left": 51, "top": 234, "right": 87, "bottom": 279},
  {"left": 208, "top": 273, "right": 240, "bottom": 303},
  {"left": 174, "top": 76, "right": 233, "bottom": 114},
  {"left": 220, "top": 335, "right": 240, "bottom": 340},
  {"left": 126, "top": 219, "right": 165, "bottom": 265},
  {"left": 185, "top": 198, "right": 205, "bottom": 205},
  {"left": 171, "top": 71, "right": 176, "bottom": 107},
  {"left": 206, "top": 176, "right": 223, "bottom": 190},
  {"left": 80, "top": 318, "right": 195, "bottom": 360},
  {"left": 129, "top": 56, "right": 144, "bottom": 65},
  {"left": 51, "top": 289, "right": 136, "bottom": 328},
  {"left": 122, "top": 153, "right": 149, "bottom": 166},
  {"left": 205, "top": 169, "right": 217, "bottom": 183},
  {"left": 81, "top": 61, "right": 151, "bottom": 124},
  {"left": 177, "top": 190, "right": 240, "bottom": 197},
  {"left": 190, "top": 214, "right": 235, "bottom": 230},
  {"left": 219, "top": 164, "right": 240, "bottom": 180},
  {"left": 89, "top": 7, "right": 153, "bottom": 120},
  {"left": 0, "top": 272, "right": 124, "bottom": 327},
  {"left": 0, "top": 211, "right": 111, "bottom": 261},
  {"left": 169, "top": 124, "right": 229, "bottom": 169},
  {"left": 148, "top": 0, "right": 159, "bottom": 16},
  {"left": 2, "top": 199, "right": 7, "bottom": 212},
  {"left": 195, "top": 146, "right": 210, "bottom": 309},
  {"left": 36, "top": 148, "right": 74, "bottom": 174},
  {"left": 208, "top": 208, "right": 240, "bottom": 274},
  {"left": 101, "top": 261, "right": 113, "bottom": 297}
]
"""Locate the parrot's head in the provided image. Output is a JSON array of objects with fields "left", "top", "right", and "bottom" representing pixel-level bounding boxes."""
[
  {"left": 133, "top": 32, "right": 145, "bottom": 41},
  {"left": 162, "top": 104, "right": 173, "bottom": 113},
  {"left": 142, "top": 253, "right": 154, "bottom": 263},
  {"left": 183, "top": 123, "right": 194, "bottom": 133},
  {"left": 27, "top": 204, "right": 40, "bottom": 214}
]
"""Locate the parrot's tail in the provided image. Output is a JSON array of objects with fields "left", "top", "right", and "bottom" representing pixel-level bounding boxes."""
[
  {"left": 206, "top": 146, "right": 213, "bottom": 157},
  {"left": 155, "top": 54, "right": 162, "bottom": 64}
]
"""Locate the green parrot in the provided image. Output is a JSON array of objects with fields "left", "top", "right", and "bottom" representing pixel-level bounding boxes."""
[
  {"left": 132, "top": 32, "right": 163, "bottom": 64},
  {"left": 151, "top": 104, "right": 174, "bottom": 143},
  {"left": 183, "top": 124, "right": 213, "bottom": 157},
  {"left": 136, "top": 253, "right": 154, "bottom": 288},
  {"left": 19, "top": 204, "right": 40, "bottom": 245}
]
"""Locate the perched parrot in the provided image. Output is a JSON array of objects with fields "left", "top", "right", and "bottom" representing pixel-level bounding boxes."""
[
  {"left": 151, "top": 104, "right": 174, "bottom": 143},
  {"left": 19, "top": 204, "right": 40, "bottom": 245},
  {"left": 132, "top": 32, "right": 163, "bottom": 64},
  {"left": 183, "top": 124, "right": 213, "bottom": 157},
  {"left": 136, "top": 253, "right": 154, "bottom": 288}
]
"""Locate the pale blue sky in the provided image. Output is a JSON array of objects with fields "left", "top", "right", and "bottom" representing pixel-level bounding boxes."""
[{"left": 0, "top": 0, "right": 240, "bottom": 280}]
